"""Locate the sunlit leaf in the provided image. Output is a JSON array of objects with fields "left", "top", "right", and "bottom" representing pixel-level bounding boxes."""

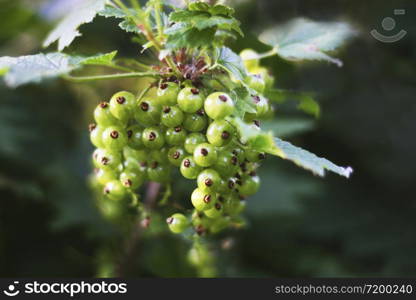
[{"left": 214, "top": 47, "right": 247, "bottom": 81}]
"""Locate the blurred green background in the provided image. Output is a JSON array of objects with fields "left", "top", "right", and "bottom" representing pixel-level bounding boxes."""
[{"left": 1, "top": 0, "right": 415, "bottom": 277}]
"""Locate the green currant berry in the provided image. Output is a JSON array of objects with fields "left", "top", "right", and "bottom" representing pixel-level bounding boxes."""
[
  {"left": 166, "top": 213, "right": 189, "bottom": 234},
  {"left": 239, "top": 174, "right": 260, "bottom": 196},
  {"left": 120, "top": 170, "right": 144, "bottom": 189},
  {"left": 177, "top": 87, "right": 204, "bottom": 113},
  {"left": 165, "top": 126, "right": 187, "bottom": 146},
  {"left": 220, "top": 177, "right": 238, "bottom": 195},
  {"left": 168, "top": 146, "right": 186, "bottom": 167},
  {"left": 126, "top": 125, "right": 144, "bottom": 150},
  {"left": 240, "top": 48, "right": 259, "bottom": 71},
  {"left": 103, "top": 180, "right": 127, "bottom": 201},
  {"left": 197, "top": 169, "right": 221, "bottom": 192},
  {"left": 245, "top": 149, "right": 266, "bottom": 163},
  {"left": 123, "top": 147, "right": 147, "bottom": 162},
  {"left": 161, "top": 106, "right": 184, "bottom": 128},
  {"left": 102, "top": 126, "right": 128, "bottom": 151},
  {"left": 147, "top": 161, "right": 171, "bottom": 183},
  {"left": 245, "top": 74, "right": 266, "bottom": 93},
  {"left": 193, "top": 143, "right": 217, "bottom": 167},
  {"left": 249, "top": 95, "right": 269, "bottom": 119},
  {"left": 180, "top": 156, "right": 202, "bottom": 179},
  {"left": 252, "top": 66, "right": 275, "bottom": 89},
  {"left": 184, "top": 133, "right": 206, "bottom": 153},
  {"left": 157, "top": 82, "right": 180, "bottom": 106},
  {"left": 204, "top": 202, "right": 223, "bottom": 219},
  {"left": 95, "top": 148, "right": 122, "bottom": 170},
  {"left": 95, "top": 168, "right": 118, "bottom": 185},
  {"left": 94, "top": 102, "right": 120, "bottom": 126},
  {"left": 89, "top": 123, "right": 104, "bottom": 148},
  {"left": 214, "top": 151, "right": 239, "bottom": 178},
  {"left": 142, "top": 127, "right": 165, "bottom": 149},
  {"left": 191, "top": 188, "right": 215, "bottom": 211},
  {"left": 109, "top": 91, "right": 135, "bottom": 122},
  {"left": 150, "top": 148, "right": 169, "bottom": 164},
  {"left": 92, "top": 148, "right": 104, "bottom": 168},
  {"left": 204, "top": 92, "right": 234, "bottom": 120},
  {"left": 135, "top": 98, "right": 161, "bottom": 126},
  {"left": 183, "top": 110, "right": 208, "bottom": 132},
  {"left": 206, "top": 119, "right": 234, "bottom": 147}
]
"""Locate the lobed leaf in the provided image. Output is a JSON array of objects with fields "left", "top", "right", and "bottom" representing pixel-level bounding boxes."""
[
  {"left": 43, "top": 0, "right": 108, "bottom": 51},
  {"left": 214, "top": 47, "right": 248, "bottom": 81},
  {"left": 259, "top": 18, "right": 356, "bottom": 67}
]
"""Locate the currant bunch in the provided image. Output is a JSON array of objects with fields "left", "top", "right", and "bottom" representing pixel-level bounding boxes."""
[{"left": 90, "top": 51, "right": 272, "bottom": 236}]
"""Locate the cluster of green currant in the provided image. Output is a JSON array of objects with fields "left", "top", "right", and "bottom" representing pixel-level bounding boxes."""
[{"left": 89, "top": 49, "right": 272, "bottom": 236}]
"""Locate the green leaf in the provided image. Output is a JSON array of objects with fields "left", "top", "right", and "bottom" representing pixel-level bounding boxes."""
[
  {"left": 215, "top": 47, "right": 247, "bottom": 81},
  {"left": 209, "top": 4, "right": 235, "bottom": 17},
  {"left": 188, "top": 1, "right": 210, "bottom": 12},
  {"left": 274, "top": 137, "right": 353, "bottom": 178},
  {"left": 119, "top": 19, "right": 141, "bottom": 33},
  {"left": 229, "top": 117, "right": 353, "bottom": 178},
  {"left": 77, "top": 51, "right": 118, "bottom": 66},
  {"left": 98, "top": 6, "right": 127, "bottom": 18},
  {"left": 297, "top": 95, "right": 320, "bottom": 118},
  {"left": 259, "top": 18, "right": 356, "bottom": 67},
  {"left": 166, "top": 26, "right": 216, "bottom": 49},
  {"left": 230, "top": 86, "right": 256, "bottom": 118},
  {"left": 43, "top": 0, "right": 108, "bottom": 51}
]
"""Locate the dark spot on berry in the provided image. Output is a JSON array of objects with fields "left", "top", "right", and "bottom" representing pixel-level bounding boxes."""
[
  {"left": 148, "top": 132, "right": 156, "bottom": 141},
  {"left": 204, "top": 178, "right": 213, "bottom": 187},
  {"left": 253, "top": 120, "right": 260, "bottom": 127},
  {"left": 127, "top": 130, "right": 133, "bottom": 138},
  {"left": 174, "top": 126, "right": 182, "bottom": 132},
  {"left": 215, "top": 203, "right": 222, "bottom": 210},
  {"left": 185, "top": 73, "right": 191, "bottom": 79},
  {"left": 252, "top": 95, "right": 261, "bottom": 103},
  {"left": 236, "top": 180, "right": 243, "bottom": 186},
  {"left": 200, "top": 148, "right": 208, "bottom": 156},
  {"left": 140, "top": 161, "right": 147, "bottom": 167},
  {"left": 183, "top": 159, "right": 191, "bottom": 168},
  {"left": 124, "top": 179, "right": 132, "bottom": 187},
  {"left": 160, "top": 83, "right": 168, "bottom": 90},
  {"left": 99, "top": 102, "right": 108, "bottom": 108},
  {"left": 191, "top": 88, "right": 199, "bottom": 95},
  {"left": 249, "top": 171, "right": 257, "bottom": 176},
  {"left": 104, "top": 187, "right": 110, "bottom": 194},
  {"left": 232, "top": 150, "right": 238, "bottom": 155},
  {"left": 116, "top": 96, "right": 126, "bottom": 104},
  {"left": 228, "top": 180, "right": 235, "bottom": 189},
  {"left": 235, "top": 173, "right": 242, "bottom": 179},
  {"left": 231, "top": 156, "right": 238, "bottom": 165},
  {"left": 88, "top": 123, "right": 96, "bottom": 132},
  {"left": 166, "top": 217, "right": 174, "bottom": 224},
  {"left": 140, "top": 102, "right": 149, "bottom": 111},
  {"left": 150, "top": 161, "right": 158, "bottom": 169},
  {"left": 196, "top": 109, "right": 205, "bottom": 116},
  {"left": 110, "top": 131, "right": 119, "bottom": 139},
  {"left": 218, "top": 196, "right": 225, "bottom": 203},
  {"left": 259, "top": 153, "right": 266, "bottom": 160},
  {"left": 195, "top": 225, "right": 205, "bottom": 236},
  {"left": 219, "top": 95, "right": 228, "bottom": 102},
  {"left": 101, "top": 157, "right": 109, "bottom": 165},
  {"left": 240, "top": 163, "right": 247, "bottom": 172},
  {"left": 172, "top": 151, "right": 181, "bottom": 160},
  {"left": 163, "top": 106, "right": 171, "bottom": 113},
  {"left": 221, "top": 131, "right": 230, "bottom": 140},
  {"left": 203, "top": 194, "right": 211, "bottom": 203}
]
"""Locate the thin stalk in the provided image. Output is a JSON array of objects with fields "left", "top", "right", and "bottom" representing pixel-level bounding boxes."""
[{"left": 64, "top": 72, "right": 158, "bottom": 83}]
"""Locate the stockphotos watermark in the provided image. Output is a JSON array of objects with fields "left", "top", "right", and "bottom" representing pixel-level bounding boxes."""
[
  {"left": 2, "top": 280, "right": 127, "bottom": 297},
  {"left": 371, "top": 9, "right": 407, "bottom": 43}
]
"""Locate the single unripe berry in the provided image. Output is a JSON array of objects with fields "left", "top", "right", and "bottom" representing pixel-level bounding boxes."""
[
  {"left": 103, "top": 180, "right": 126, "bottom": 201},
  {"left": 120, "top": 170, "right": 144, "bottom": 189},
  {"left": 184, "top": 133, "right": 206, "bottom": 153},
  {"left": 109, "top": 91, "right": 135, "bottom": 122},
  {"left": 191, "top": 188, "right": 216, "bottom": 211},
  {"left": 165, "top": 126, "right": 187, "bottom": 146},
  {"left": 206, "top": 119, "right": 235, "bottom": 147},
  {"left": 157, "top": 82, "right": 180, "bottom": 106},
  {"left": 177, "top": 87, "right": 204, "bottom": 113},
  {"left": 94, "top": 102, "right": 120, "bottom": 126},
  {"left": 245, "top": 74, "right": 266, "bottom": 93},
  {"left": 89, "top": 123, "right": 104, "bottom": 148},
  {"left": 245, "top": 149, "right": 266, "bottom": 163},
  {"left": 204, "top": 202, "right": 223, "bottom": 219},
  {"left": 161, "top": 106, "right": 184, "bottom": 128},
  {"left": 135, "top": 98, "right": 161, "bottom": 126},
  {"left": 126, "top": 125, "right": 144, "bottom": 150},
  {"left": 102, "top": 126, "right": 128, "bottom": 150},
  {"left": 180, "top": 156, "right": 202, "bottom": 179},
  {"left": 239, "top": 174, "right": 260, "bottom": 196},
  {"left": 193, "top": 143, "right": 217, "bottom": 167},
  {"left": 183, "top": 110, "right": 208, "bottom": 132},
  {"left": 240, "top": 48, "right": 260, "bottom": 71},
  {"left": 142, "top": 127, "right": 165, "bottom": 149},
  {"left": 147, "top": 161, "right": 171, "bottom": 183},
  {"left": 204, "top": 92, "right": 235, "bottom": 120},
  {"left": 214, "top": 151, "right": 239, "bottom": 178},
  {"left": 197, "top": 169, "right": 221, "bottom": 192},
  {"left": 95, "top": 148, "right": 122, "bottom": 170},
  {"left": 166, "top": 213, "right": 189, "bottom": 234},
  {"left": 95, "top": 168, "right": 118, "bottom": 185},
  {"left": 218, "top": 177, "right": 237, "bottom": 195},
  {"left": 168, "top": 146, "right": 186, "bottom": 166},
  {"left": 245, "top": 95, "right": 269, "bottom": 120}
]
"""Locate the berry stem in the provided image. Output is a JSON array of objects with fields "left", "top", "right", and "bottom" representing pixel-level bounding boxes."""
[{"left": 64, "top": 72, "right": 158, "bottom": 83}]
